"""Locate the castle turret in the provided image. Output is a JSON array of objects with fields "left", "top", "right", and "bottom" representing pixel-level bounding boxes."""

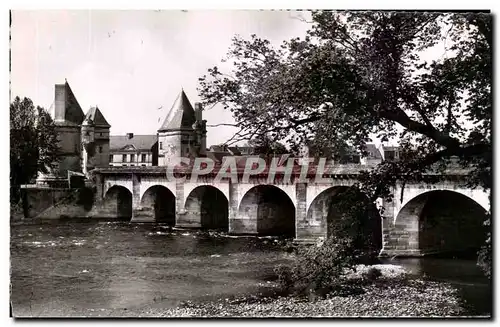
[
  {"left": 157, "top": 90, "right": 197, "bottom": 166},
  {"left": 81, "top": 106, "right": 111, "bottom": 175},
  {"left": 37, "top": 81, "right": 85, "bottom": 186}
]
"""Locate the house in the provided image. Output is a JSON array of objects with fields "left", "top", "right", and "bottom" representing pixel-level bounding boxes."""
[
  {"left": 109, "top": 133, "right": 158, "bottom": 167},
  {"left": 381, "top": 145, "right": 401, "bottom": 161},
  {"left": 360, "top": 143, "right": 384, "bottom": 165}
]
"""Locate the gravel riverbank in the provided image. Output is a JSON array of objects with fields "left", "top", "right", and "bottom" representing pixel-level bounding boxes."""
[{"left": 123, "top": 277, "right": 473, "bottom": 318}]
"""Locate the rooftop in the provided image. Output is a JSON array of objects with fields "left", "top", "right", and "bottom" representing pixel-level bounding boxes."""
[
  {"left": 83, "top": 106, "right": 111, "bottom": 127},
  {"left": 158, "top": 90, "right": 196, "bottom": 132},
  {"left": 110, "top": 134, "right": 157, "bottom": 152}
]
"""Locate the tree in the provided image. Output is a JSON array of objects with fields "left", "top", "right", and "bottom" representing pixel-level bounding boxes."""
[
  {"left": 199, "top": 11, "right": 492, "bottom": 275},
  {"left": 247, "top": 134, "right": 289, "bottom": 157},
  {"left": 10, "top": 96, "right": 59, "bottom": 204}
]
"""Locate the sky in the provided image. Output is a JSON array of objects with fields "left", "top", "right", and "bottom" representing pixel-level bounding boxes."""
[{"left": 11, "top": 10, "right": 311, "bottom": 146}]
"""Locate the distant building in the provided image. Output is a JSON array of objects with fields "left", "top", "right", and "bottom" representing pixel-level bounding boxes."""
[
  {"left": 381, "top": 146, "right": 401, "bottom": 161},
  {"left": 208, "top": 145, "right": 255, "bottom": 157},
  {"left": 360, "top": 143, "right": 383, "bottom": 165},
  {"left": 109, "top": 134, "right": 158, "bottom": 167}
]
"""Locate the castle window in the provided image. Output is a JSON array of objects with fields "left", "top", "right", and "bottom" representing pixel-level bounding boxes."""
[
  {"left": 122, "top": 154, "right": 127, "bottom": 162},
  {"left": 159, "top": 142, "right": 163, "bottom": 150}
]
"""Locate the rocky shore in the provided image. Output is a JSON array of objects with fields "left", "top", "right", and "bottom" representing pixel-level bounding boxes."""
[
  {"left": 125, "top": 265, "right": 483, "bottom": 318},
  {"left": 163, "top": 281, "right": 464, "bottom": 318}
]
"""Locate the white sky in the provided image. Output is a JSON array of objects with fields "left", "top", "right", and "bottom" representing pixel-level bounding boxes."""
[{"left": 11, "top": 10, "right": 311, "bottom": 146}]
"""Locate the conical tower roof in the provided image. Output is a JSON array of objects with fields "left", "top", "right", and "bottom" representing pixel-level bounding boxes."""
[
  {"left": 54, "top": 81, "right": 85, "bottom": 126},
  {"left": 158, "top": 90, "right": 196, "bottom": 132},
  {"left": 83, "top": 106, "right": 111, "bottom": 127}
]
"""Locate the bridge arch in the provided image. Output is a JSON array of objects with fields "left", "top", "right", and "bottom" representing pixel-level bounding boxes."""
[
  {"left": 141, "top": 185, "right": 176, "bottom": 225},
  {"left": 104, "top": 185, "right": 133, "bottom": 220},
  {"left": 104, "top": 181, "right": 133, "bottom": 199},
  {"left": 238, "top": 185, "right": 295, "bottom": 237},
  {"left": 396, "top": 185, "right": 490, "bottom": 220},
  {"left": 395, "top": 190, "right": 488, "bottom": 256},
  {"left": 307, "top": 186, "right": 350, "bottom": 234},
  {"left": 307, "top": 186, "right": 382, "bottom": 251},
  {"left": 184, "top": 185, "right": 229, "bottom": 231}
]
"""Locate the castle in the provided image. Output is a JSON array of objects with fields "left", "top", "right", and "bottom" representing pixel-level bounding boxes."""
[
  {"left": 36, "top": 81, "right": 208, "bottom": 186},
  {"left": 37, "top": 80, "right": 394, "bottom": 188}
]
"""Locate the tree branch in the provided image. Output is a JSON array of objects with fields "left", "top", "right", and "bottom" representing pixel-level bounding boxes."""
[
  {"left": 206, "top": 123, "right": 238, "bottom": 128},
  {"left": 380, "top": 107, "right": 461, "bottom": 149}
]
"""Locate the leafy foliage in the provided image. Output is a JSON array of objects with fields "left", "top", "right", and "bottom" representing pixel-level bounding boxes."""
[
  {"left": 199, "top": 10, "right": 491, "bottom": 188},
  {"left": 477, "top": 214, "right": 491, "bottom": 279},
  {"left": 247, "top": 134, "right": 288, "bottom": 157},
  {"left": 10, "top": 96, "right": 59, "bottom": 203},
  {"left": 275, "top": 186, "right": 381, "bottom": 297},
  {"left": 200, "top": 11, "right": 492, "bottom": 276}
]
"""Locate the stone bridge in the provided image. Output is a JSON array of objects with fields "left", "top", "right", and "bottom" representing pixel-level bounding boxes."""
[{"left": 91, "top": 163, "right": 490, "bottom": 257}]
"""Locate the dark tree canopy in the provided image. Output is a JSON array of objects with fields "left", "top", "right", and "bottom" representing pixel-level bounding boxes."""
[
  {"left": 10, "top": 96, "right": 59, "bottom": 203},
  {"left": 199, "top": 10, "right": 492, "bottom": 278},
  {"left": 198, "top": 11, "right": 492, "bottom": 198},
  {"left": 247, "top": 135, "right": 289, "bottom": 157}
]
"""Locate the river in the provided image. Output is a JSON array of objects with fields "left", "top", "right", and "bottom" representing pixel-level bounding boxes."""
[{"left": 10, "top": 221, "right": 491, "bottom": 317}]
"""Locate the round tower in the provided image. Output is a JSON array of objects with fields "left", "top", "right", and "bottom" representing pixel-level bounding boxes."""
[
  {"left": 157, "top": 90, "right": 197, "bottom": 166},
  {"left": 81, "top": 115, "right": 95, "bottom": 175}
]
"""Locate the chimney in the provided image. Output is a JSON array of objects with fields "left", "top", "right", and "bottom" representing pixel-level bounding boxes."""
[
  {"left": 127, "top": 133, "right": 134, "bottom": 139},
  {"left": 194, "top": 102, "right": 203, "bottom": 122}
]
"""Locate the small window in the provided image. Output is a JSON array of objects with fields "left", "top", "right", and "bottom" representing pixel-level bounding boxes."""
[
  {"left": 122, "top": 154, "right": 127, "bottom": 162},
  {"left": 98, "top": 146, "right": 102, "bottom": 153},
  {"left": 100, "top": 132, "right": 102, "bottom": 136},
  {"left": 159, "top": 142, "right": 163, "bottom": 150},
  {"left": 131, "top": 164, "right": 135, "bottom": 166},
  {"left": 122, "top": 164, "right": 126, "bottom": 167},
  {"left": 109, "top": 155, "right": 113, "bottom": 162},
  {"left": 85, "top": 131, "right": 90, "bottom": 136},
  {"left": 142, "top": 164, "right": 146, "bottom": 167},
  {"left": 130, "top": 154, "right": 135, "bottom": 162},
  {"left": 141, "top": 154, "right": 147, "bottom": 162}
]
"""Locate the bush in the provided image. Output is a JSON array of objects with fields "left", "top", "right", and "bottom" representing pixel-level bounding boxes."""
[
  {"left": 275, "top": 186, "right": 381, "bottom": 298},
  {"left": 362, "top": 267, "right": 383, "bottom": 281},
  {"left": 477, "top": 215, "right": 491, "bottom": 279}
]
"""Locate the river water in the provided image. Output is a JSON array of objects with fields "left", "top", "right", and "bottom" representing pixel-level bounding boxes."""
[{"left": 10, "top": 221, "right": 491, "bottom": 317}]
